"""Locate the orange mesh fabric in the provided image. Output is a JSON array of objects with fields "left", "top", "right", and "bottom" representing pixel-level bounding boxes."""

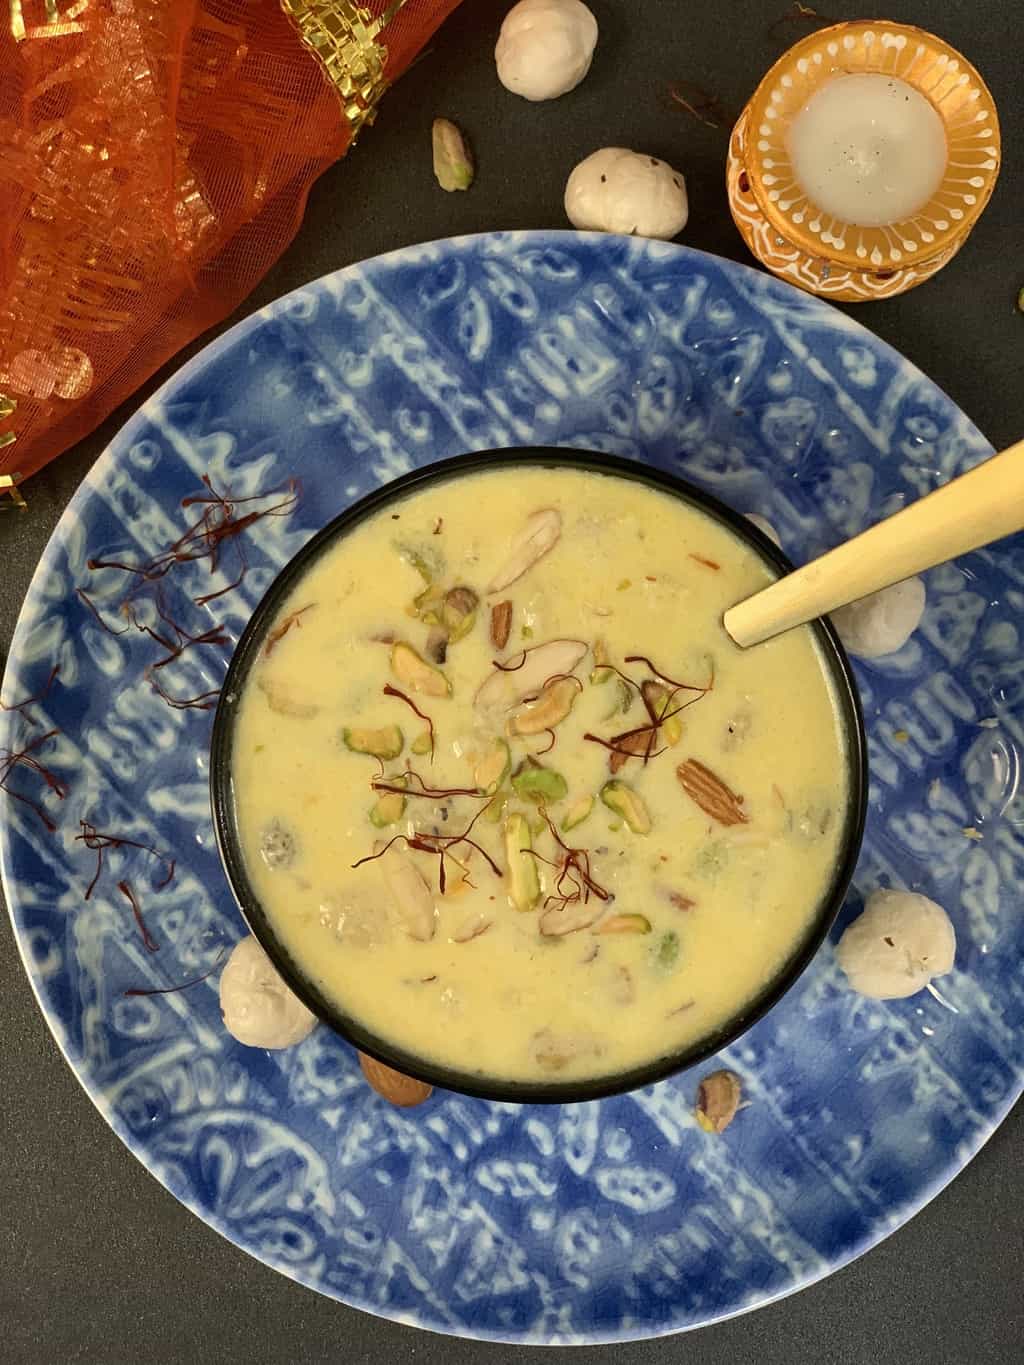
[{"left": 0, "top": 0, "right": 462, "bottom": 483}]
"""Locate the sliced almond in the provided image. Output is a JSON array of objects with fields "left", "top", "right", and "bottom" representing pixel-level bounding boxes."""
[
  {"left": 561, "top": 794, "right": 594, "bottom": 832},
  {"left": 490, "top": 599, "right": 513, "bottom": 650},
  {"left": 486, "top": 508, "right": 561, "bottom": 593},
  {"left": 539, "top": 900, "right": 602, "bottom": 937},
  {"left": 475, "top": 638, "right": 587, "bottom": 714},
  {"left": 509, "top": 676, "right": 580, "bottom": 736},
  {"left": 359, "top": 1052, "right": 433, "bottom": 1107},
  {"left": 473, "top": 737, "right": 510, "bottom": 793},
  {"left": 381, "top": 851, "right": 437, "bottom": 941},
  {"left": 257, "top": 675, "right": 319, "bottom": 719},
  {"left": 452, "top": 911, "right": 492, "bottom": 942},
  {"left": 677, "top": 759, "right": 749, "bottom": 826}
]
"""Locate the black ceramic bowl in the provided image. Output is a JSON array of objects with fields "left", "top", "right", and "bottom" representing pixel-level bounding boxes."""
[{"left": 210, "top": 450, "right": 867, "bottom": 1103}]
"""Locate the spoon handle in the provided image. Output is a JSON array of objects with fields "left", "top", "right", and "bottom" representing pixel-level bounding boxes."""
[{"left": 724, "top": 438, "right": 1024, "bottom": 648}]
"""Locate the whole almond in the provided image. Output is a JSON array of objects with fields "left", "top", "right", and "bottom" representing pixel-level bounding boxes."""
[
  {"left": 676, "top": 758, "right": 749, "bottom": 826},
  {"left": 359, "top": 1052, "right": 433, "bottom": 1107},
  {"left": 695, "top": 1069, "right": 743, "bottom": 1134}
]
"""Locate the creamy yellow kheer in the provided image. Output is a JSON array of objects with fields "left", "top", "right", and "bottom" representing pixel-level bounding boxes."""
[{"left": 231, "top": 466, "right": 850, "bottom": 1083}]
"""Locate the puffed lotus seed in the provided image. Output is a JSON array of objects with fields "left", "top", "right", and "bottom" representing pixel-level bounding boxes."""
[{"left": 495, "top": 0, "right": 598, "bottom": 102}]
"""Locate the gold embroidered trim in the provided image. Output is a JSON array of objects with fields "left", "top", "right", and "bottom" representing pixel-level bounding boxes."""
[
  {"left": 279, "top": 0, "right": 407, "bottom": 139},
  {"left": 0, "top": 473, "right": 28, "bottom": 510},
  {"left": 10, "top": 0, "right": 89, "bottom": 43}
]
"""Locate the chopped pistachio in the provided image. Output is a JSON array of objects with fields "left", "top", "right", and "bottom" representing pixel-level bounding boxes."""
[
  {"left": 391, "top": 641, "right": 451, "bottom": 698},
  {"left": 474, "top": 738, "right": 510, "bottom": 793},
  {"left": 642, "top": 680, "right": 682, "bottom": 744},
  {"left": 595, "top": 913, "right": 652, "bottom": 935},
  {"left": 441, "top": 585, "right": 479, "bottom": 642},
  {"left": 411, "top": 730, "right": 433, "bottom": 756},
  {"left": 509, "top": 676, "right": 579, "bottom": 736},
  {"left": 425, "top": 625, "right": 448, "bottom": 664},
  {"left": 655, "top": 930, "right": 680, "bottom": 969},
  {"left": 343, "top": 724, "right": 404, "bottom": 759},
  {"left": 695, "top": 1069, "right": 743, "bottom": 1134},
  {"left": 483, "top": 791, "right": 508, "bottom": 824},
  {"left": 694, "top": 840, "right": 729, "bottom": 881},
  {"left": 561, "top": 794, "right": 594, "bottom": 832},
  {"left": 505, "top": 812, "right": 540, "bottom": 911},
  {"left": 603, "top": 677, "right": 633, "bottom": 720},
  {"left": 395, "top": 542, "right": 442, "bottom": 584},
  {"left": 432, "top": 117, "right": 475, "bottom": 192},
  {"left": 370, "top": 777, "right": 407, "bottom": 828},
  {"left": 590, "top": 636, "right": 613, "bottom": 685},
  {"left": 412, "top": 582, "right": 445, "bottom": 624},
  {"left": 600, "top": 780, "right": 651, "bottom": 834},
  {"left": 512, "top": 762, "right": 568, "bottom": 804}
]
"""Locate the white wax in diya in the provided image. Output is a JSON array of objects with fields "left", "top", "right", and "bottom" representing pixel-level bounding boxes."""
[{"left": 787, "top": 73, "right": 947, "bottom": 227}]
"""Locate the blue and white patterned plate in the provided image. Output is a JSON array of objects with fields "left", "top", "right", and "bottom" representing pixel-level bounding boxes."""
[{"left": 3, "top": 232, "right": 1022, "bottom": 1345}]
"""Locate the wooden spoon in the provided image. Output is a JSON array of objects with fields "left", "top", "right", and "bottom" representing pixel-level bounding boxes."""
[{"left": 724, "top": 438, "right": 1024, "bottom": 648}]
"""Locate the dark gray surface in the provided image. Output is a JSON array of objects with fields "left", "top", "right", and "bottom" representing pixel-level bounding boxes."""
[{"left": 1, "top": 2, "right": 1021, "bottom": 1361}]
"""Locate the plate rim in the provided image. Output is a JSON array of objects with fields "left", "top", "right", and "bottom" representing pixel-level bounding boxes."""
[{"left": 3, "top": 228, "right": 1014, "bottom": 1345}]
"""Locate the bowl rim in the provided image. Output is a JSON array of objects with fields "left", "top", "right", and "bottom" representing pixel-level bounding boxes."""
[{"left": 210, "top": 448, "right": 868, "bottom": 1103}]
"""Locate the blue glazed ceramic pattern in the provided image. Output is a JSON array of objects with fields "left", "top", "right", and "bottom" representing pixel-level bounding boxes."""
[{"left": 2, "top": 232, "right": 1021, "bottom": 1344}]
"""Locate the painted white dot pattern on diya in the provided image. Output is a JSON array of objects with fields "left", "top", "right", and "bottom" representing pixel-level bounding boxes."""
[{"left": 731, "top": 20, "right": 1000, "bottom": 284}]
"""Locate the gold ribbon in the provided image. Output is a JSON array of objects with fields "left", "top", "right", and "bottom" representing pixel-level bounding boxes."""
[
  {"left": 279, "top": 0, "right": 407, "bottom": 138},
  {"left": 0, "top": 473, "right": 28, "bottom": 511},
  {"left": 10, "top": 0, "right": 89, "bottom": 42},
  {"left": 1, "top": 389, "right": 24, "bottom": 506},
  {"left": 0, "top": 393, "right": 15, "bottom": 485}
]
